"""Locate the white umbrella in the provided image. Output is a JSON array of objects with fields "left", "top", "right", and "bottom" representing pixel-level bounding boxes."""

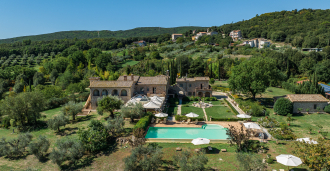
[
  {"left": 236, "top": 114, "right": 251, "bottom": 118},
  {"left": 276, "top": 154, "right": 302, "bottom": 170},
  {"left": 191, "top": 138, "right": 210, "bottom": 145},
  {"left": 296, "top": 138, "right": 318, "bottom": 144},
  {"left": 155, "top": 113, "right": 168, "bottom": 117},
  {"left": 186, "top": 112, "right": 199, "bottom": 118},
  {"left": 243, "top": 122, "right": 261, "bottom": 129}
]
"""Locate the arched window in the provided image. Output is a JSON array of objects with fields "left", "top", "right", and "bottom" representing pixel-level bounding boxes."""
[
  {"left": 93, "top": 89, "right": 100, "bottom": 96},
  {"left": 121, "top": 90, "right": 127, "bottom": 96},
  {"left": 112, "top": 90, "right": 118, "bottom": 96},
  {"left": 102, "top": 89, "right": 108, "bottom": 96}
]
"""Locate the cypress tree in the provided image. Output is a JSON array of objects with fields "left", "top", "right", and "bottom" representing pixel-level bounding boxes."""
[
  {"left": 210, "top": 62, "right": 213, "bottom": 78},
  {"left": 218, "top": 60, "right": 221, "bottom": 81}
]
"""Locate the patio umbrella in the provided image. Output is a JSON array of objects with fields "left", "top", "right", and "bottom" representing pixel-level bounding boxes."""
[
  {"left": 191, "top": 138, "right": 210, "bottom": 145},
  {"left": 236, "top": 114, "right": 251, "bottom": 118},
  {"left": 243, "top": 122, "right": 261, "bottom": 129},
  {"left": 276, "top": 154, "right": 302, "bottom": 170},
  {"left": 155, "top": 113, "right": 168, "bottom": 117},
  {"left": 185, "top": 112, "right": 199, "bottom": 118},
  {"left": 296, "top": 138, "right": 318, "bottom": 144}
]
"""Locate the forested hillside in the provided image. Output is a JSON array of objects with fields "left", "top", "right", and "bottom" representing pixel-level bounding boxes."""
[
  {"left": 0, "top": 26, "right": 206, "bottom": 44},
  {"left": 210, "top": 9, "right": 330, "bottom": 48}
]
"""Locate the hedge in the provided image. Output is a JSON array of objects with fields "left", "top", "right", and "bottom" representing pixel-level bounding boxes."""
[
  {"left": 134, "top": 115, "right": 153, "bottom": 130},
  {"left": 175, "top": 115, "right": 205, "bottom": 121},
  {"left": 224, "top": 98, "right": 239, "bottom": 115},
  {"left": 210, "top": 118, "right": 246, "bottom": 121}
]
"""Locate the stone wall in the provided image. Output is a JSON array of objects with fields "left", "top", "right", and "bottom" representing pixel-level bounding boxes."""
[
  {"left": 176, "top": 80, "right": 210, "bottom": 96},
  {"left": 134, "top": 84, "right": 168, "bottom": 96},
  {"left": 293, "top": 102, "right": 329, "bottom": 113},
  {"left": 90, "top": 86, "right": 134, "bottom": 109}
]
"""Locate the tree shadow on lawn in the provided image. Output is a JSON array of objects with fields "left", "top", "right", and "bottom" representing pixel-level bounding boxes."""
[
  {"left": 101, "top": 140, "right": 119, "bottom": 156},
  {"left": 21, "top": 121, "right": 48, "bottom": 133},
  {"left": 61, "top": 155, "right": 96, "bottom": 171},
  {"left": 75, "top": 115, "right": 96, "bottom": 123},
  {"left": 56, "top": 127, "right": 79, "bottom": 136}
]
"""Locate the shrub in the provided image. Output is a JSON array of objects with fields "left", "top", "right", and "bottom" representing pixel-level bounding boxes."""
[
  {"left": 210, "top": 97, "right": 217, "bottom": 101},
  {"left": 257, "top": 117, "right": 280, "bottom": 128},
  {"left": 2, "top": 117, "right": 10, "bottom": 129},
  {"left": 204, "top": 97, "right": 210, "bottom": 101},
  {"left": 49, "top": 138, "right": 84, "bottom": 166},
  {"left": 134, "top": 115, "right": 152, "bottom": 130},
  {"left": 269, "top": 128, "right": 296, "bottom": 140},
  {"left": 175, "top": 115, "right": 188, "bottom": 121},
  {"left": 0, "top": 133, "right": 33, "bottom": 158},
  {"left": 249, "top": 103, "right": 266, "bottom": 117},
  {"left": 209, "top": 78, "right": 215, "bottom": 84},
  {"left": 324, "top": 105, "right": 330, "bottom": 114},
  {"left": 211, "top": 118, "right": 245, "bottom": 121},
  {"left": 28, "top": 135, "right": 50, "bottom": 161},
  {"left": 274, "top": 98, "right": 293, "bottom": 116},
  {"left": 266, "top": 158, "right": 274, "bottom": 164},
  {"left": 182, "top": 96, "right": 190, "bottom": 102},
  {"left": 224, "top": 98, "right": 239, "bottom": 115}
]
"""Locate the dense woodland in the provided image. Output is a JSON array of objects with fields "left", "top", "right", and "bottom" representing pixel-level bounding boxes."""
[{"left": 0, "top": 26, "right": 206, "bottom": 44}]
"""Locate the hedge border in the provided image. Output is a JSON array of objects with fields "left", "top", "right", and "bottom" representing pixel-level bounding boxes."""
[{"left": 224, "top": 98, "right": 239, "bottom": 115}]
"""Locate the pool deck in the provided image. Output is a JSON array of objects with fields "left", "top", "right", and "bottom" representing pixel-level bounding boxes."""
[{"left": 149, "top": 121, "right": 243, "bottom": 129}]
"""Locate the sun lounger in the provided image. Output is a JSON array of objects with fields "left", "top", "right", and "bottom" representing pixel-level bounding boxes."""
[
  {"left": 195, "top": 119, "right": 198, "bottom": 125},
  {"left": 181, "top": 120, "right": 185, "bottom": 124},
  {"left": 186, "top": 119, "right": 191, "bottom": 124},
  {"left": 155, "top": 118, "right": 160, "bottom": 124},
  {"left": 163, "top": 118, "right": 167, "bottom": 124}
]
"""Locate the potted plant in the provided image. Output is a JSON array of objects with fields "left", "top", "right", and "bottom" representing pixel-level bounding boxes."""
[
  {"left": 306, "top": 108, "right": 310, "bottom": 114},
  {"left": 316, "top": 107, "right": 321, "bottom": 114},
  {"left": 297, "top": 108, "right": 303, "bottom": 114}
]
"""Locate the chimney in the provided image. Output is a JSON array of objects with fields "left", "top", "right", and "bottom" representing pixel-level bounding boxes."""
[
  {"left": 124, "top": 75, "right": 127, "bottom": 81},
  {"left": 131, "top": 74, "right": 134, "bottom": 81}
]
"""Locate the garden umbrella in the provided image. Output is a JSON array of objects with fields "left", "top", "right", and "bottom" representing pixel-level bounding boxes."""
[
  {"left": 191, "top": 138, "right": 210, "bottom": 145},
  {"left": 236, "top": 114, "right": 251, "bottom": 118},
  {"left": 276, "top": 154, "right": 302, "bottom": 170},
  {"left": 243, "top": 122, "right": 261, "bottom": 129},
  {"left": 296, "top": 138, "right": 318, "bottom": 144},
  {"left": 185, "top": 112, "right": 199, "bottom": 118},
  {"left": 155, "top": 113, "right": 168, "bottom": 117}
]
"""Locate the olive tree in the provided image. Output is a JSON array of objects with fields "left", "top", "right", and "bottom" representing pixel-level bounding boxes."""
[
  {"left": 97, "top": 95, "right": 123, "bottom": 118},
  {"left": 47, "top": 114, "right": 69, "bottom": 132},
  {"left": 49, "top": 138, "right": 85, "bottom": 166},
  {"left": 28, "top": 135, "right": 50, "bottom": 161},
  {"left": 123, "top": 145, "right": 163, "bottom": 171},
  {"left": 172, "top": 150, "right": 209, "bottom": 171},
  {"left": 0, "top": 133, "right": 33, "bottom": 158},
  {"left": 121, "top": 102, "right": 144, "bottom": 122},
  {"left": 61, "top": 101, "right": 83, "bottom": 121}
]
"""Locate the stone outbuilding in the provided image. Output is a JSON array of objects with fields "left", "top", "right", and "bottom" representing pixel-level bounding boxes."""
[{"left": 286, "top": 94, "right": 329, "bottom": 113}]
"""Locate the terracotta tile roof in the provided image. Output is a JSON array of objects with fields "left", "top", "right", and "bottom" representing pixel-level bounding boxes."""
[
  {"left": 176, "top": 77, "right": 209, "bottom": 81},
  {"left": 90, "top": 81, "right": 134, "bottom": 88},
  {"left": 296, "top": 79, "right": 309, "bottom": 84},
  {"left": 287, "top": 94, "right": 329, "bottom": 102},
  {"left": 117, "top": 76, "right": 140, "bottom": 81},
  {"left": 137, "top": 76, "right": 168, "bottom": 85}
]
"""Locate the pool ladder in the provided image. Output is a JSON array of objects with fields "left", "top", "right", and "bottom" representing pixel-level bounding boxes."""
[{"left": 202, "top": 125, "right": 206, "bottom": 129}]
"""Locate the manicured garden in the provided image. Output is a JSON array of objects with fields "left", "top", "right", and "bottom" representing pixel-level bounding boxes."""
[
  {"left": 205, "top": 106, "right": 236, "bottom": 119},
  {"left": 180, "top": 105, "right": 204, "bottom": 116}
]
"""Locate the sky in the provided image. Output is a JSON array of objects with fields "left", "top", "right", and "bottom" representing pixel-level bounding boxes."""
[{"left": 0, "top": 0, "right": 330, "bottom": 39}]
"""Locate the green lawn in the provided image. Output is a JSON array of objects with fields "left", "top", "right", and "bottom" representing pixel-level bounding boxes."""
[
  {"left": 205, "top": 106, "right": 235, "bottom": 118},
  {"left": 167, "top": 106, "right": 178, "bottom": 115},
  {"left": 257, "top": 87, "right": 292, "bottom": 98},
  {"left": 118, "top": 60, "right": 140, "bottom": 68},
  {"left": 213, "top": 80, "right": 229, "bottom": 88},
  {"left": 181, "top": 106, "right": 204, "bottom": 116}
]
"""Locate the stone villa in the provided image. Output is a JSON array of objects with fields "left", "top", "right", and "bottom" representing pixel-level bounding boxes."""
[
  {"left": 84, "top": 75, "right": 211, "bottom": 110},
  {"left": 286, "top": 94, "right": 329, "bottom": 113}
]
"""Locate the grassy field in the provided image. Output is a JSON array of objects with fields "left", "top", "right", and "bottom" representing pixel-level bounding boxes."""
[
  {"left": 118, "top": 60, "right": 140, "bottom": 68},
  {"left": 257, "top": 87, "right": 292, "bottom": 98},
  {"left": 213, "top": 80, "right": 229, "bottom": 88},
  {"left": 205, "top": 106, "right": 235, "bottom": 119},
  {"left": 181, "top": 106, "right": 204, "bottom": 116},
  {"left": 0, "top": 106, "right": 136, "bottom": 171}
]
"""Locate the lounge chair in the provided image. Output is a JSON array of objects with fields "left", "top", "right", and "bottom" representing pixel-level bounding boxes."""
[
  {"left": 186, "top": 119, "right": 191, "bottom": 124},
  {"left": 163, "top": 118, "right": 167, "bottom": 124},
  {"left": 155, "top": 118, "right": 160, "bottom": 124},
  {"left": 181, "top": 120, "right": 185, "bottom": 124},
  {"left": 195, "top": 119, "right": 198, "bottom": 125},
  {"left": 151, "top": 118, "right": 155, "bottom": 124},
  {"left": 279, "top": 169, "right": 284, "bottom": 171}
]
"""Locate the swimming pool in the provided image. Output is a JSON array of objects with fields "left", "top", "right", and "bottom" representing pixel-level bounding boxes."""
[{"left": 145, "top": 124, "right": 229, "bottom": 140}]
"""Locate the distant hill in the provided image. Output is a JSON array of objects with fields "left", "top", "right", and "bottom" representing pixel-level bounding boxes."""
[{"left": 0, "top": 26, "right": 206, "bottom": 44}]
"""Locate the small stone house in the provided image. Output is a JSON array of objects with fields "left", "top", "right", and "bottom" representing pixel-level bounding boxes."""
[
  {"left": 174, "top": 77, "right": 212, "bottom": 97},
  {"left": 286, "top": 94, "right": 329, "bottom": 113}
]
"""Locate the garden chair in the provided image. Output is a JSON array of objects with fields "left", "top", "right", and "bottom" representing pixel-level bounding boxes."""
[{"left": 181, "top": 120, "right": 185, "bottom": 124}]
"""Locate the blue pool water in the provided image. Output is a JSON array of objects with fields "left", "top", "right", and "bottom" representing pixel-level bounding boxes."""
[{"left": 145, "top": 124, "right": 229, "bottom": 139}]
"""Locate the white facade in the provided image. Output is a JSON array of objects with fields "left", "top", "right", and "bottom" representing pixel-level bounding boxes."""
[{"left": 259, "top": 40, "right": 271, "bottom": 48}]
